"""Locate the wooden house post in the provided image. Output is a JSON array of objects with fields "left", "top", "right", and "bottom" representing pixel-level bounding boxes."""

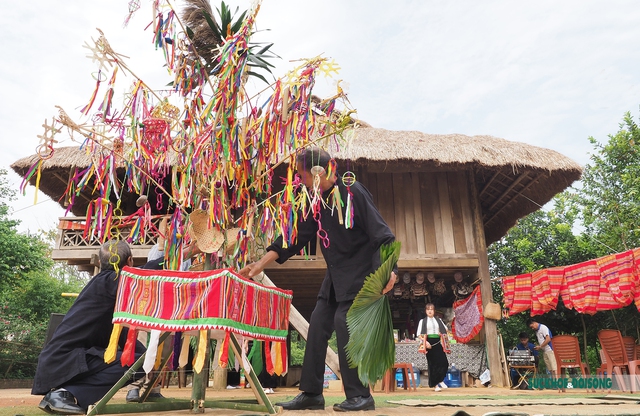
[{"left": 468, "top": 171, "right": 505, "bottom": 387}]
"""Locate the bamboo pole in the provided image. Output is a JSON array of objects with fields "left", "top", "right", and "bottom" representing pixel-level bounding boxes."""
[
  {"left": 87, "top": 332, "right": 170, "bottom": 416},
  {"left": 139, "top": 342, "right": 174, "bottom": 403},
  {"left": 96, "top": 399, "right": 275, "bottom": 414},
  {"left": 191, "top": 254, "right": 214, "bottom": 413},
  {"left": 228, "top": 332, "right": 278, "bottom": 414}
]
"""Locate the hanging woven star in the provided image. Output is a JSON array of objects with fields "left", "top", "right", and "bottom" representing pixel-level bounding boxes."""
[{"left": 37, "top": 118, "right": 61, "bottom": 147}]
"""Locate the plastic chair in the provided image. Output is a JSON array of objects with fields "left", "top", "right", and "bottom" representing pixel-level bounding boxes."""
[
  {"left": 552, "top": 335, "right": 590, "bottom": 392},
  {"left": 598, "top": 329, "right": 640, "bottom": 392},
  {"left": 622, "top": 336, "right": 637, "bottom": 361},
  {"left": 596, "top": 349, "right": 607, "bottom": 378}
]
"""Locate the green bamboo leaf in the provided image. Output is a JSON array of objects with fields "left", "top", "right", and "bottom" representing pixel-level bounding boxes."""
[
  {"left": 345, "top": 241, "right": 401, "bottom": 386},
  {"left": 246, "top": 71, "right": 270, "bottom": 85},
  {"left": 202, "top": 10, "right": 221, "bottom": 39},
  {"left": 231, "top": 10, "right": 247, "bottom": 33},
  {"left": 185, "top": 26, "right": 195, "bottom": 40}
]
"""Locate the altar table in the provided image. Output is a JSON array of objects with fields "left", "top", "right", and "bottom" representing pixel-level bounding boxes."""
[{"left": 394, "top": 341, "right": 488, "bottom": 378}]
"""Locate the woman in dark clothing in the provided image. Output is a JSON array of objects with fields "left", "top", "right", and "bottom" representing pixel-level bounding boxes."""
[{"left": 416, "top": 303, "right": 449, "bottom": 391}]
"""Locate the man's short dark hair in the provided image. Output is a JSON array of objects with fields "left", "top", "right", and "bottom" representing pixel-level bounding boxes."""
[
  {"left": 518, "top": 331, "right": 529, "bottom": 340},
  {"left": 295, "top": 147, "right": 333, "bottom": 172},
  {"left": 525, "top": 318, "right": 535, "bottom": 326},
  {"left": 99, "top": 239, "right": 132, "bottom": 271}
]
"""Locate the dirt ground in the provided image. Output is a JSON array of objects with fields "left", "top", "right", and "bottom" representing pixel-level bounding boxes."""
[{"left": 2, "top": 384, "right": 640, "bottom": 416}]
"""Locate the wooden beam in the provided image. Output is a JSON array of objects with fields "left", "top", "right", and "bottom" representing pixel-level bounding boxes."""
[
  {"left": 252, "top": 272, "right": 341, "bottom": 379},
  {"left": 484, "top": 173, "right": 545, "bottom": 225},
  {"left": 478, "top": 169, "right": 502, "bottom": 197},
  {"left": 468, "top": 171, "right": 505, "bottom": 387},
  {"left": 397, "top": 258, "right": 479, "bottom": 270},
  {"left": 487, "top": 171, "right": 530, "bottom": 211}
]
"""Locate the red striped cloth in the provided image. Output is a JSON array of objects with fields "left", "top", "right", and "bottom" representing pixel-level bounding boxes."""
[
  {"left": 501, "top": 274, "right": 516, "bottom": 311},
  {"left": 510, "top": 273, "right": 532, "bottom": 315},
  {"left": 633, "top": 248, "right": 640, "bottom": 310},
  {"left": 530, "top": 267, "right": 564, "bottom": 316},
  {"left": 112, "top": 266, "right": 293, "bottom": 341},
  {"left": 596, "top": 250, "right": 637, "bottom": 307},
  {"left": 561, "top": 260, "right": 600, "bottom": 315},
  {"left": 594, "top": 275, "right": 621, "bottom": 311}
]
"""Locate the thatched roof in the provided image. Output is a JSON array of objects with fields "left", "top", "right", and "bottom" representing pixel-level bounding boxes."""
[
  {"left": 11, "top": 127, "right": 582, "bottom": 244},
  {"left": 332, "top": 128, "right": 580, "bottom": 172},
  {"left": 330, "top": 127, "right": 582, "bottom": 243}
]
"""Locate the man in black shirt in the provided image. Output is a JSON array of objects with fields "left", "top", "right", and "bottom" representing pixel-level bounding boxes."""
[
  {"left": 32, "top": 240, "right": 149, "bottom": 414},
  {"left": 239, "top": 147, "right": 396, "bottom": 412}
]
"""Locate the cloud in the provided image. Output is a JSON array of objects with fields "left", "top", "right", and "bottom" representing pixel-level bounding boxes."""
[{"left": 3, "top": 0, "right": 640, "bottom": 232}]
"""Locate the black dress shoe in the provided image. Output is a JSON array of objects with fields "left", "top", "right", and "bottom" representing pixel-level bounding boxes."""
[
  {"left": 38, "top": 389, "right": 85, "bottom": 415},
  {"left": 333, "top": 395, "right": 375, "bottom": 412},
  {"left": 125, "top": 389, "right": 140, "bottom": 403},
  {"left": 275, "top": 392, "right": 324, "bottom": 410}
]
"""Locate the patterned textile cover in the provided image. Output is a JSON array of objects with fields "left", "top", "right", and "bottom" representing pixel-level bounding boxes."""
[
  {"left": 113, "top": 266, "right": 293, "bottom": 341},
  {"left": 395, "top": 342, "right": 487, "bottom": 378}
]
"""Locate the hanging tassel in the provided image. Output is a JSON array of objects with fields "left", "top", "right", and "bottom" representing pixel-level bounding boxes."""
[
  {"left": 333, "top": 185, "right": 343, "bottom": 225},
  {"left": 81, "top": 70, "right": 103, "bottom": 115},
  {"left": 121, "top": 328, "right": 138, "bottom": 367},
  {"left": 217, "top": 331, "right": 230, "bottom": 370},
  {"left": 142, "top": 330, "right": 161, "bottom": 375},
  {"left": 172, "top": 332, "right": 183, "bottom": 370},
  {"left": 248, "top": 340, "right": 263, "bottom": 376},
  {"left": 194, "top": 329, "right": 209, "bottom": 373},
  {"left": 273, "top": 341, "right": 283, "bottom": 375},
  {"left": 104, "top": 323, "right": 122, "bottom": 364},
  {"left": 279, "top": 341, "right": 288, "bottom": 375},
  {"left": 154, "top": 338, "right": 164, "bottom": 370},
  {"left": 264, "top": 341, "right": 274, "bottom": 375},
  {"left": 179, "top": 334, "right": 191, "bottom": 368},
  {"left": 33, "top": 160, "right": 44, "bottom": 205}
]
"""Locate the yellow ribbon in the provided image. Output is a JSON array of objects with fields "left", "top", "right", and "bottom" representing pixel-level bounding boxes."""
[
  {"left": 154, "top": 339, "right": 164, "bottom": 370},
  {"left": 104, "top": 323, "right": 122, "bottom": 364},
  {"left": 179, "top": 334, "right": 190, "bottom": 368},
  {"left": 194, "top": 329, "right": 208, "bottom": 374},
  {"left": 273, "top": 342, "right": 283, "bottom": 375}
]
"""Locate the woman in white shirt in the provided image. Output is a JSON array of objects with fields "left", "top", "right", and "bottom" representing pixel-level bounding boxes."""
[{"left": 416, "top": 303, "right": 449, "bottom": 391}]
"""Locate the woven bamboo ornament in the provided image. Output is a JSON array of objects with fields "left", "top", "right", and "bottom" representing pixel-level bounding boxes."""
[{"left": 189, "top": 209, "right": 225, "bottom": 253}]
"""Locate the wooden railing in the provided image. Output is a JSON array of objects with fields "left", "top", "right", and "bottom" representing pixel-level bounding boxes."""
[{"left": 55, "top": 216, "right": 162, "bottom": 250}]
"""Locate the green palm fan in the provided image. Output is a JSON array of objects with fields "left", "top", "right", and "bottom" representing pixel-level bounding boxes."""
[{"left": 345, "top": 241, "right": 401, "bottom": 386}]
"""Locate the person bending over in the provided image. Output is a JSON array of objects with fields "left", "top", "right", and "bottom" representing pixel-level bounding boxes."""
[
  {"left": 239, "top": 147, "right": 397, "bottom": 412},
  {"left": 33, "top": 240, "right": 167, "bottom": 414}
]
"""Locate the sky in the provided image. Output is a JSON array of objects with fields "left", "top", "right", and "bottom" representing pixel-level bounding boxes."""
[{"left": 2, "top": 0, "right": 640, "bottom": 234}]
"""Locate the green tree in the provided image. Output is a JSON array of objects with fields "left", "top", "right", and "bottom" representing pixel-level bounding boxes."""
[
  {"left": 0, "top": 169, "right": 86, "bottom": 378},
  {"left": 0, "top": 169, "right": 52, "bottom": 294},
  {"left": 488, "top": 197, "right": 599, "bottom": 369},
  {"left": 569, "top": 110, "right": 640, "bottom": 343},
  {"left": 490, "top": 109, "right": 640, "bottom": 373},
  {"left": 576, "top": 111, "right": 640, "bottom": 255}
]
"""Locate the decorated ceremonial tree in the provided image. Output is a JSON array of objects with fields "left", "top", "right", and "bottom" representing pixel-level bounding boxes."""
[
  {"left": 21, "top": 0, "right": 357, "bottom": 272},
  {"left": 19, "top": 0, "right": 394, "bottom": 386}
]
